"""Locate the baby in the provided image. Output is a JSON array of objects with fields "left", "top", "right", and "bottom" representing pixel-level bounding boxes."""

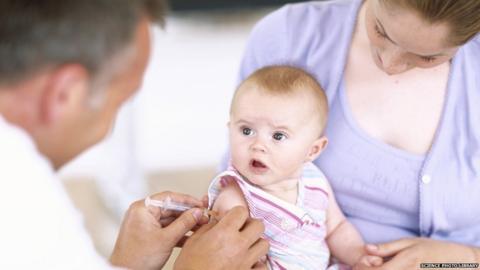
[{"left": 208, "top": 66, "right": 381, "bottom": 269}]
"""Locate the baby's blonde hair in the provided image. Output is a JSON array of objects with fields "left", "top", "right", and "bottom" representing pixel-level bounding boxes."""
[{"left": 231, "top": 65, "right": 328, "bottom": 136}]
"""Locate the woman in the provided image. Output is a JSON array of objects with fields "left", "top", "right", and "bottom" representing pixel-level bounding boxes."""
[{"left": 233, "top": 0, "right": 480, "bottom": 268}]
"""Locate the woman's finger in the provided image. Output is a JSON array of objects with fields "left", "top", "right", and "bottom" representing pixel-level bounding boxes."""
[{"left": 366, "top": 238, "right": 416, "bottom": 257}]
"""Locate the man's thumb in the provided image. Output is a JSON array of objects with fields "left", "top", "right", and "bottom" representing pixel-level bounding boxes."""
[{"left": 162, "top": 208, "right": 203, "bottom": 244}]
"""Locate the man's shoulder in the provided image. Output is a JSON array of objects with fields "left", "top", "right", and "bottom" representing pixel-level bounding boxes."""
[
  {"left": 0, "top": 114, "right": 54, "bottom": 179},
  {"left": 0, "top": 115, "right": 113, "bottom": 269},
  {"left": 0, "top": 114, "right": 36, "bottom": 153}
]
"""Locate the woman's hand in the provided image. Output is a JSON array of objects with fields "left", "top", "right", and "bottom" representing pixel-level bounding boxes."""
[
  {"left": 354, "top": 237, "right": 480, "bottom": 270},
  {"left": 174, "top": 206, "right": 270, "bottom": 270},
  {"left": 110, "top": 191, "right": 208, "bottom": 270}
]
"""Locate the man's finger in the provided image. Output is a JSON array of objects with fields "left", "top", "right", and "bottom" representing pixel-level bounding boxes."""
[
  {"left": 159, "top": 216, "right": 176, "bottom": 227},
  {"left": 201, "top": 194, "right": 209, "bottom": 207},
  {"left": 246, "top": 238, "right": 269, "bottom": 266},
  {"left": 366, "top": 238, "right": 416, "bottom": 257},
  {"left": 217, "top": 206, "right": 249, "bottom": 230},
  {"left": 191, "top": 219, "right": 217, "bottom": 236},
  {"left": 252, "top": 261, "right": 269, "bottom": 270},
  {"left": 175, "top": 235, "right": 189, "bottom": 248},
  {"left": 161, "top": 208, "right": 203, "bottom": 245},
  {"left": 150, "top": 207, "right": 184, "bottom": 222},
  {"left": 159, "top": 209, "right": 209, "bottom": 225},
  {"left": 240, "top": 218, "right": 265, "bottom": 246}
]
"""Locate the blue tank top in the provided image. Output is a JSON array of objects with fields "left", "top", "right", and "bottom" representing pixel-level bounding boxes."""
[{"left": 316, "top": 78, "right": 424, "bottom": 243}]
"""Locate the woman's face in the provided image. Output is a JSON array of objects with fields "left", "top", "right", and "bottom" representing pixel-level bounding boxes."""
[{"left": 365, "top": 0, "right": 459, "bottom": 75}]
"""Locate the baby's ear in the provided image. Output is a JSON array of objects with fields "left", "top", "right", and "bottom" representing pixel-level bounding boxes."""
[{"left": 306, "top": 136, "right": 328, "bottom": 162}]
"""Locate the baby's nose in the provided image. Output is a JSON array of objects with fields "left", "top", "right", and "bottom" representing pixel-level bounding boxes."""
[{"left": 250, "top": 139, "right": 267, "bottom": 153}]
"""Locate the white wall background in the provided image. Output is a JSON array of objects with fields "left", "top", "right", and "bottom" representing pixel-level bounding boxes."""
[{"left": 58, "top": 10, "right": 273, "bottom": 212}]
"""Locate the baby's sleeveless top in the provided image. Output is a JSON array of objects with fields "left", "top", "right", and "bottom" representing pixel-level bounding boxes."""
[{"left": 208, "top": 162, "right": 337, "bottom": 270}]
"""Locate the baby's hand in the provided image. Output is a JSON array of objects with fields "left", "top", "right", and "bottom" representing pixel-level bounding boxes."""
[{"left": 354, "top": 254, "right": 383, "bottom": 268}]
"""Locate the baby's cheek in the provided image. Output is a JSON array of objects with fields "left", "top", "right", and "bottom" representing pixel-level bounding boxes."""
[
  {"left": 232, "top": 148, "right": 248, "bottom": 166},
  {"left": 277, "top": 153, "right": 304, "bottom": 171}
]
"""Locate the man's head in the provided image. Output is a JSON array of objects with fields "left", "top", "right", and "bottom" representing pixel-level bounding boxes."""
[
  {"left": 0, "top": 0, "right": 166, "bottom": 86},
  {"left": 228, "top": 66, "right": 329, "bottom": 190},
  {"left": 0, "top": 0, "right": 166, "bottom": 169}
]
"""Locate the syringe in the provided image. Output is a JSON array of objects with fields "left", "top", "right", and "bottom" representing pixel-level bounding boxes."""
[{"left": 144, "top": 196, "right": 196, "bottom": 212}]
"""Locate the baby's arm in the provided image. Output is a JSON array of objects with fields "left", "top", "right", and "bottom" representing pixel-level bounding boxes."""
[
  {"left": 212, "top": 179, "right": 248, "bottom": 218},
  {"left": 324, "top": 181, "right": 381, "bottom": 267}
]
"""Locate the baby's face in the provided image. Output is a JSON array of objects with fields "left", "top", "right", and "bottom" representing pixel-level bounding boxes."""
[{"left": 229, "top": 87, "right": 325, "bottom": 192}]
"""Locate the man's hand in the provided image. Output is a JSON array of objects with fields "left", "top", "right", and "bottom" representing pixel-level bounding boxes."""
[
  {"left": 174, "top": 206, "right": 269, "bottom": 270},
  {"left": 110, "top": 191, "right": 207, "bottom": 270},
  {"left": 354, "top": 238, "right": 480, "bottom": 270}
]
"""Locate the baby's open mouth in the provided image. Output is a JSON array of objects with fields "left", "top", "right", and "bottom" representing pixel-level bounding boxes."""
[{"left": 251, "top": 159, "right": 267, "bottom": 169}]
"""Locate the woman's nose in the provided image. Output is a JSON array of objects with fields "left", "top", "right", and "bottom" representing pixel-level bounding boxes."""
[{"left": 380, "top": 48, "right": 410, "bottom": 75}]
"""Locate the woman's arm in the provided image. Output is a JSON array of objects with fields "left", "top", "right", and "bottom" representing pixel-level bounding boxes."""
[{"left": 354, "top": 238, "right": 480, "bottom": 270}]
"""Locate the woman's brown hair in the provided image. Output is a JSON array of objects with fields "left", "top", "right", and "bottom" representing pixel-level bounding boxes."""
[{"left": 381, "top": 0, "right": 480, "bottom": 46}]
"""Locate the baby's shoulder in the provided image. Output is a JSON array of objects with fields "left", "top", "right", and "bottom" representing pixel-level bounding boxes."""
[
  {"left": 299, "top": 163, "right": 331, "bottom": 221},
  {"left": 301, "top": 162, "right": 331, "bottom": 198}
]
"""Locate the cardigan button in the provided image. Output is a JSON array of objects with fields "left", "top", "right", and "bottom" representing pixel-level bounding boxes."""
[{"left": 421, "top": 174, "right": 431, "bottom": 184}]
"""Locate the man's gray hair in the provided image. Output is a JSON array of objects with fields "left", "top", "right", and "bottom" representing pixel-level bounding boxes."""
[{"left": 0, "top": 0, "right": 167, "bottom": 85}]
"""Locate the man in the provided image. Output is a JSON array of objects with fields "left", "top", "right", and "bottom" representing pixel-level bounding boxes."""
[{"left": 0, "top": 0, "right": 268, "bottom": 269}]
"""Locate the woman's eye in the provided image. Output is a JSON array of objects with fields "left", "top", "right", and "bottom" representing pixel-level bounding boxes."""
[
  {"left": 272, "top": 132, "right": 287, "bottom": 141},
  {"left": 374, "top": 25, "right": 386, "bottom": 39},
  {"left": 242, "top": 127, "right": 254, "bottom": 136}
]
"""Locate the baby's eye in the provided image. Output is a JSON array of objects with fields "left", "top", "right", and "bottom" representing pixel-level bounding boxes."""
[
  {"left": 272, "top": 132, "right": 287, "bottom": 141},
  {"left": 242, "top": 127, "right": 254, "bottom": 136}
]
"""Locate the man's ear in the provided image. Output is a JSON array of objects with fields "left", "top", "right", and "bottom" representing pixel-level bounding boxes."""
[
  {"left": 40, "top": 64, "right": 89, "bottom": 125},
  {"left": 306, "top": 136, "right": 328, "bottom": 162}
]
